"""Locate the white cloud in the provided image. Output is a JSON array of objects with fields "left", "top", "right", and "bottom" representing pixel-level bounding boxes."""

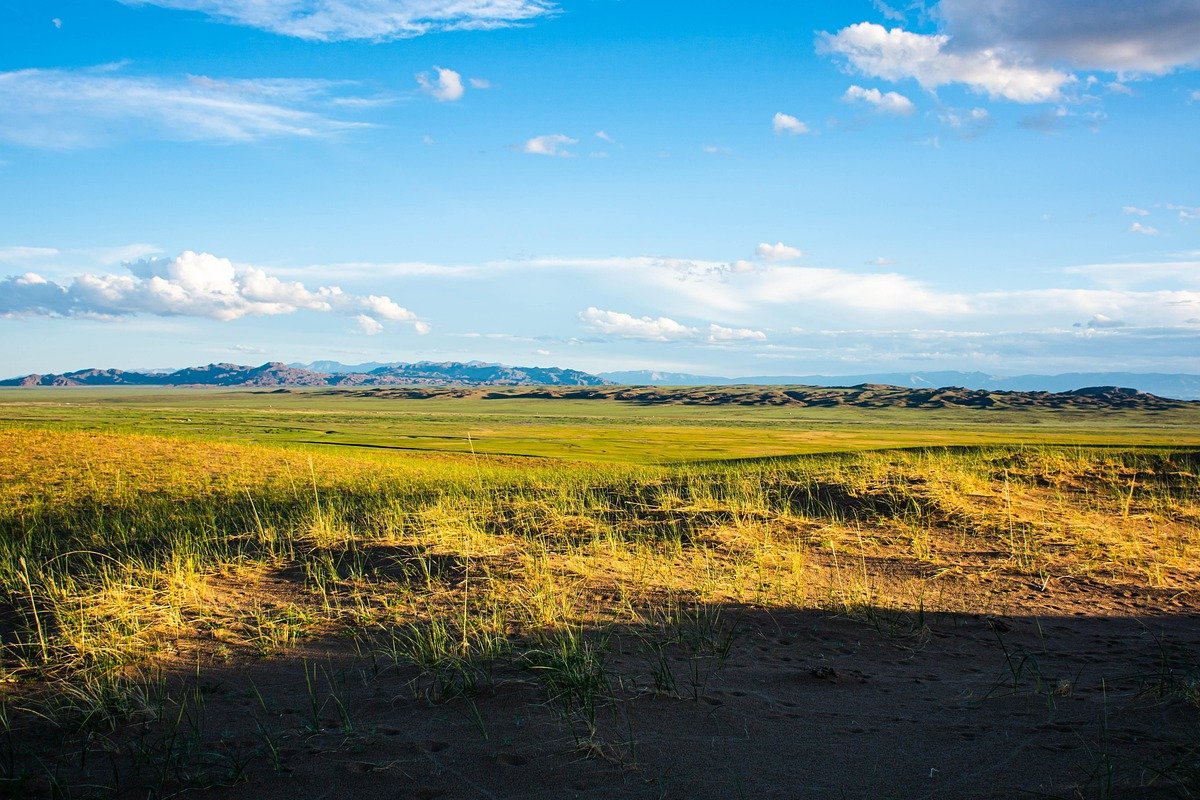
[
  {"left": 578, "top": 307, "right": 767, "bottom": 344},
  {"left": 252, "top": 250, "right": 1200, "bottom": 351},
  {"left": 818, "top": 22, "right": 1073, "bottom": 103},
  {"left": 939, "top": 107, "right": 989, "bottom": 129},
  {"left": 1122, "top": 206, "right": 1150, "bottom": 217},
  {"left": 0, "top": 65, "right": 371, "bottom": 148},
  {"left": 51, "top": 18, "right": 63, "bottom": 29},
  {"left": 595, "top": 130, "right": 614, "bottom": 143},
  {"left": 416, "top": 66, "right": 464, "bottom": 101},
  {"left": 702, "top": 144, "right": 731, "bottom": 155},
  {"left": 938, "top": 0, "right": 1200, "bottom": 75},
  {"left": 414, "top": 320, "right": 432, "bottom": 335},
  {"left": 117, "top": 0, "right": 557, "bottom": 42},
  {"left": 0, "top": 246, "right": 59, "bottom": 264},
  {"left": 707, "top": 324, "right": 767, "bottom": 342},
  {"left": 468, "top": 77, "right": 492, "bottom": 89},
  {"left": 772, "top": 112, "right": 810, "bottom": 135},
  {"left": 523, "top": 133, "right": 576, "bottom": 157},
  {"left": 871, "top": 0, "right": 906, "bottom": 22},
  {"left": 356, "top": 314, "right": 384, "bottom": 335},
  {"left": 1130, "top": 222, "right": 1160, "bottom": 236},
  {"left": 1085, "top": 314, "right": 1126, "bottom": 329},
  {"left": 1165, "top": 203, "right": 1200, "bottom": 220},
  {"left": 0, "top": 250, "right": 425, "bottom": 332},
  {"left": 756, "top": 242, "right": 804, "bottom": 262},
  {"left": 843, "top": 84, "right": 915, "bottom": 114},
  {"left": 579, "top": 307, "right": 696, "bottom": 341}
]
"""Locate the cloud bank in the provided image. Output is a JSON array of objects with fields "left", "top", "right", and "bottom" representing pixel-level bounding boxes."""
[
  {"left": 0, "top": 251, "right": 426, "bottom": 334},
  {"left": 937, "top": 0, "right": 1200, "bottom": 75},
  {"left": 820, "top": 2, "right": 1200, "bottom": 106},
  {"left": 819, "top": 22, "right": 1072, "bottom": 103}
]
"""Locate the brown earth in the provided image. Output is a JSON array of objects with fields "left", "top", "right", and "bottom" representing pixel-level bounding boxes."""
[{"left": 12, "top": 583, "right": 1199, "bottom": 799}]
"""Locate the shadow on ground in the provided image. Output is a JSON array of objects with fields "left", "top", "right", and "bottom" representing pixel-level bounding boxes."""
[{"left": 6, "top": 601, "right": 1200, "bottom": 800}]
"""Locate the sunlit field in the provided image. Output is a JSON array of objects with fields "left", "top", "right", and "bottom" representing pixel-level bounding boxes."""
[{"left": 1, "top": 390, "right": 1198, "bottom": 798}]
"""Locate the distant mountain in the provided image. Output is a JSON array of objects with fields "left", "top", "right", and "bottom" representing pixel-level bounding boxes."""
[
  {"left": 2, "top": 361, "right": 611, "bottom": 388},
  {"left": 293, "top": 360, "right": 398, "bottom": 374},
  {"left": 598, "top": 370, "right": 1200, "bottom": 401},
  {"left": 364, "top": 361, "right": 609, "bottom": 386}
]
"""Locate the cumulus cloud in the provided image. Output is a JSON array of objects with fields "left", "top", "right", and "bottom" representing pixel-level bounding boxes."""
[
  {"left": 772, "top": 112, "right": 810, "bottom": 135},
  {"left": 821, "top": 2, "right": 1200, "bottom": 113},
  {"left": 707, "top": 324, "right": 767, "bottom": 342},
  {"left": 843, "top": 84, "right": 915, "bottom": 114},
  {"left": 756, "top": 242, "right": 804, "bottom": 262},
  {"left": 0, "top": 65, "right": 371, "bottom": 148},
  {"left": 1130, "top": 222, "right": 1160, "bottom": 236},
  {"left": 1085, "top": 313, "right": 1126, "bottom": 328},
  {"left": 116, "top": 0, "right": 557, "bottom": 42},
  {"left": 1122, "top": 205, "right": 1150, "bottom": 217},
  {"left": 523, "top": 133, "right": 576, "bottom": 157},
  {"left": 416, "top": 66, "right": 464, "bottom": 101},
  {"left": 356, "top": 314, "right": 384, "bottom": 335},
  {"left": 937, "top": 0, "right": 1200, "bottom": 75},
  {"left": 818, "top": 22, "right": 1073, "bottom": 103},
  {"left": 468, "top": 77, "right": 492, "bottom": 89},
  {"left": 578, "top": 307, "right": 766, "bottom": 344},
  {"left": 579, "top": 307, "right": 696, "bottom": 341},
  {"left": 0, "top": 250, "right": 426, "bottom": 333}
]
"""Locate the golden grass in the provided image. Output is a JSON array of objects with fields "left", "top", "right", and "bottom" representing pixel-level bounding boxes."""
[{"left": 2, "top": 428, "right": 1197, "bottom": 705}]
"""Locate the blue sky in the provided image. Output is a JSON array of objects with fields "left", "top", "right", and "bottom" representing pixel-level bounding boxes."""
[{"left": 1, "top": 0, "right": 1198, "bottom": 377}]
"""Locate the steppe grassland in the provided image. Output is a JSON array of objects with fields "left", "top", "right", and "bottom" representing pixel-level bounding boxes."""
[{"left": 0, "top": 390, "right": 1198, "bottom": 795}]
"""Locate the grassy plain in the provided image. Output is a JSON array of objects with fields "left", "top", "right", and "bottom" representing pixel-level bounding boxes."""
[
  {"left": 0, "top": 388, "right": 1198, "bottom": 798},
  {"left": 2, "top": 386, "right": 1198, "bottom": 462}
]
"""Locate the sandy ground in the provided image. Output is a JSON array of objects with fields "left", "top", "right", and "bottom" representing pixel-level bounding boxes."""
[{"left": 24, "top": 597, "right": 1184, "bottom": 799}]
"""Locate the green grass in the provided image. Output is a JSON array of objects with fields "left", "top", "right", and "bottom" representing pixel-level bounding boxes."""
[{"left": 1, "top": 387, "right": 1198, "bottom": 463}]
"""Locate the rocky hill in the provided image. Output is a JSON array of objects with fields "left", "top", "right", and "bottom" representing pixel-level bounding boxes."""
[
  {"left": 599, "top": 370, "right": 1200, "bottom": 401},
  {"left": 330, "top": 383, "right": 1189, "bottom": 411}
]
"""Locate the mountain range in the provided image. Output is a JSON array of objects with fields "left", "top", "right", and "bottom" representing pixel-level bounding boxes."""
[
  {"left": 0, "top": 361, "right": 609, "bottom": 388},
  {"left": 3, "top": 361, "right": 1199, "bottom": 401}
]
